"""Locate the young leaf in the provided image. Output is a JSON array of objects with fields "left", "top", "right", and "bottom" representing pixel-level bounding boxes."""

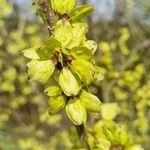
[
  {"left": 36, "top": 37, "right": 61, "bottom": 59},
  {"left": 23, "top": 46, "right": 41, "bottom": 59},
  {"left": 59, "top": 68, "right": 81, "bottom": 96},
  {"left": 69, "top": 5, "right": 94, "bottom": 22},
  {"left": 26, "top": 60, "right": 55, "bottom": 83},
  {"left": 66, "top": 98, "right": 87, "bottom": 125},
  {"left": 36, "top": 8, "right": 45, "bottom": 21},
  {"left": 48, "top": 95, "right": 66, "bottom": 115}
]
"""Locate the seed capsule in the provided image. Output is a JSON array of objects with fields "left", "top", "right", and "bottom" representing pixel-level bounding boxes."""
[
  {"left": 68, "top": 22, "right": 88, "bottom": 48},
  {"left": 44, "top": 86, "right": 62, "bottom": 97},
  {"left": 51, "top": 0, "right": 75, "bottom": 14},
  {"left": 48, "top": 95, "right": 66, "bottom": 115},
  {"left": 83, "top": 40, "right": 97, "bottom": 54},
  {"left": 53, "top": 20, "right": 73, "bottom": 48},
  {"left": 66, "top": 98, "right": 87, "bottom": 125},
  {"left": 59, "top": 68, "right": 81, "bottom": 96},
  {"left": 26, "top": 60, "right": 55, "bottom": 83},
  {"left": 71, "top": 59, "right": 95, "bottom": 85},
  {"left": 80, "top": 90, "right": 101, "bottom": 112}
]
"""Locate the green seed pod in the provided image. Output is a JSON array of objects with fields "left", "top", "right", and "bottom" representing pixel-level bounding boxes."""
[
  {"left": 59, "top": 68, "right": 81, "bottom": 96},
  {"left": 51, "top": 0, "right": 75, "bottom": 14},
  {"left": 53, "top": 20, "right": 73, "bottom": 48},
  {"left": 80, "top": 90, "right": 101, "bottom": 112},
  {"left": 83, "top": 40, "right": 97, "bottom": 54},
  {"left": 26, "top": 60, "right": 55, "bottom": 83},
  {"left": 44, "top": 86, "right": 62, "bottom": 97},
  {"left": 102, "top": 127, "right": 115, "bottom": 142},
  {"left": 48, "top": 95, "right": 66, "bottom": 115},
  {"left": 71, "top": 59, "right": 95, "bottom": 85},
  {"left": 66, "top": 98, "right": 87, "bottom": 125},
  {"left": 68, "top": 22, "right": 88, "bottom": 49}
]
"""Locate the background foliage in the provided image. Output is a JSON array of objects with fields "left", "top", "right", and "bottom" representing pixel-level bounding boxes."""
[{"left": 0, "top": 0, "right": 149, "bottom": 149}]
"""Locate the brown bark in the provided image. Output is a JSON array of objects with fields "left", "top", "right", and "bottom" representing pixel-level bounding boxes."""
[{"left": 37, "top": 0, "right": 56, "bottom": 35}]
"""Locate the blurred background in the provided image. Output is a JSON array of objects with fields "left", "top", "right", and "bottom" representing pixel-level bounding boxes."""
[{"left": 0, "top": 0, "right": 150, "bottom": 149}]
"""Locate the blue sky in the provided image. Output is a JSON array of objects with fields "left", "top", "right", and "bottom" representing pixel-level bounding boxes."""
[
  {"left": 9, "top": 0, "right": 116, "bottom": 20},
  {"left": 8, "top": 0, "right": 150, "bottom": 24}
]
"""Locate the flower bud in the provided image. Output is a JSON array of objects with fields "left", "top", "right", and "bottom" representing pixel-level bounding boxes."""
[
  {"left": 51, "top": 0, "right": 75, "bottom": 14},
  {"left": 80, "top": 90, "right": 101, "bottom": 112},
  {"left": 59, "top": 68, "right": 81, "bottom": 96},
  {"left": 66, "top": 98, "right": 87, "bottom": 125},
  {"left": 48, "top": 95, "right": 66, "bottom": 115}
]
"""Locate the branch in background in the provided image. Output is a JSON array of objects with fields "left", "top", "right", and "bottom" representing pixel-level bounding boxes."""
[
  {"left": 75, "top": 124, "right": 90, "bottom": 150},
  {"left": 103, "top": 40, "right": 150, "bottom": 101},
  {"left": 119, "top": 40, "right": 150, "bottom": 72},
  {"left": 36, "top": 0, "right": 56, "bottom": 35}
]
